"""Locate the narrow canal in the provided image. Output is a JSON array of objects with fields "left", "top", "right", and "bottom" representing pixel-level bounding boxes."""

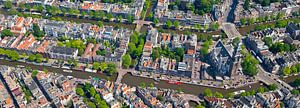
[{"left": 1, "top": 59, "right": 265, "bottom": 96}]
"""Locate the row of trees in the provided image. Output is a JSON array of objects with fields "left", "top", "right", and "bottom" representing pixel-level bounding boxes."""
[
  {"left": 203, "top": 88, "right": 224, "bottom": 98},
  {"left": 28, "top": 54, "right": 44, "bottom": 63},
  {"left": 92, "top": 62, "right": 117, "bottom": 75},
  {"left": 168, "top": 0, "right": 220, "bottom": 15},
  {"left": 203, "top": 84, "right": 278, "bottom": 100},
  {"left": 240, "top": 12, "right": 285, "bottom": 26},
  {"left": 76, "top": 83, "right": 109, "bottom": 108},
  {"left": 281, "top": 63, "right": 300, "bottom": 76},
  {"left": 3, "top": 1, "right": 136, "bottom": 24},
  {"left": 0, "top": 48, "right": 20, "bottom": 61},
  {"left": 239, "top": 84, "right": 278, "bottom": 98}
]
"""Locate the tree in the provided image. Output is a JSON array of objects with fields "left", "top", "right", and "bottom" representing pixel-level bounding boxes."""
[
  {"left": 81, "top": 11, "right": 86, "bottom": 18},
  {"left": 268, "top": 84, "right": 278, "bottom": 91},
  {"left": 194, "top": 24, "right": 201, "bottom": 31},
  {"left": 166, "top": 20, "right": 173, "bottom": 28},
  {"left": 87, "top": 102, "right": 96, "bottom": 108},
  {"left": 243, "top": 0, "right": 250, "bottom": 10},
  {"left": 35, "top": 54, "right": 43, "bottom": 63},
  {"left": 28, "top": 54, "right": 36, "bottom": 62},
  {"left": 37, "top": 5, "right": 44, "bottom": 12},
  {"left": 242, "top": 53, "right": 259, "bottom": 76},
  {"left": 291, "top": 65, "right": 298, "bottom": 73},
  {"left": 282, "top": 66, "right": 291, "bottom": 76},
  {"left": 76, "top": 88, "right": 85, "bottom": 96},
  {"left": 8, "top": 9, "right": 18, "bottom": 15},
  {"left": 88, "top": 11, "right": 94, "bottom": 18},
  {"left": 263, "top": 37, "right": 273, "bottom": 47},
  {"left": 211, "top": 22, "right": 219, "bottom": 31},
  {"left": 106, "top": 63, "right": 117, "bottom": 75},
  {"left": 126, "top": 15, "right": 134, "bottom": 23},
  {"left": 291, "top": 89, "right": 300, "bottom": 95},
  {"left": 19, "top": 3, "right": 25, "bottom": 11},
  {"left": 227, "top": 93, "right": 235, "bottom": 99},
  {"left": 153, "top": 18, "right": 159, "bottom": 25},
  {"left": 99, "top": 62, "right": 108, "bottom": 71},
  {"left": 203, "top": 88, "right": 213, "bottom": 97},
  {"left": 291, "top": 78, "right": 300, "bottom": 87},
  {"left": 122, "top": 54, "right": 131, "bottom": 69},
  {"left": 196, "top": 105, "right": 205, "bottom": 108},
  {"left": 257, "top": 87, "right": 266, "bottom": 93},
  {"left": 106, "top": 13, "right": 113, "bottom": 21},
  {"left": 3, "top": 1, "right": 13, "bottom": 9},
  {"left": 117, "top": 15, "right": 123, "bottom": 22},
  {"left": 240, "top": 18, "right": 247, "bottom": 25},
  {"left": 139, "top": 82, "right": 146, "bottom": 88},
  {"left": 97, "top": 21, "right": 103, "bottom": 28},
  {"left": 232, "top": 37, "right": 240, "bottom": 47},
  {"left": 32, "top": 24, "right": 44, "bottom": 37},
  {"left": 93, "top": 62, "right": 100, "bottom": 70},
  {"left": 31, "top": 70, "right": 38, "bottom": 77},
  {"left": 214, "top": 92, "right": 223, "bottom": 98},
  {"left": 89, "top": 87, "right": 96, "bottom": 97},
  {"left": 194, "top": 0, "right": 214, "bottom": 15},
  {"left": 275, "top": 20, "right": 288, "bottom": 28},
  {"left": 173, "top": 21, "right": 180, "bottom": 29},
  {"left": 151, "top": 47, "right": 161, "bottom": 60},
  {"left": 203, "top": 24, "right": 209, "bottom": 32},
  {"left": 248, "top": 18, "right": 256, "bottom": 25},
  {"left": 1, "top": 29, "right": 13, "bottom": 37}
]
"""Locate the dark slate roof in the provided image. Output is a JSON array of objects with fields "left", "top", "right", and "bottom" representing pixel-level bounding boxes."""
[
  {"left": 287, "top": 23, "right": 300, "bottom": 31},
  {"left": 50, "top": 46, "right": 77, "bottom": 55}
]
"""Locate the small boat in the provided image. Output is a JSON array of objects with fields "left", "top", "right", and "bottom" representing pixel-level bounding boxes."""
[
  {"left": 17, "top": 65, "right": 25, "bottom": 68},
  {"left": 63, "top": 70, "right": 72, "bottom": 73},
  {"left": 67, "top": 76, "right": 73, "bottom": 79},
  {"left": 167, "top": 80, "right": 182, "bottom": 85},
  {"left": 154, "top": 78, "right": 160, "bottom": 82}
]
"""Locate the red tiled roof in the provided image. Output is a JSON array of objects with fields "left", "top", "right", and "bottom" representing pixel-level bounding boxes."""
[
  {"left": 10, "top": 34, "right": 23, "bottom": 48},
  {"left": 17, "top": 34, "right": 36, "bottom": 50},
  {"left": 36, "top": 41, "right": 49, "bottom": 53}
]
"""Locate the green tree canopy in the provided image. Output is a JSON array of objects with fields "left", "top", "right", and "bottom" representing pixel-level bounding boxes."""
[
  {"left": 76, "top": 88, "right": 85, "bottom": 96},
  {"left": 242, "top": 53, "right": 259, "bottom": 76},
  {"left": 203, "top": 88, "right": 213, "bottom": 97},
  {"left": 1, "top": 29, "right": 13, "bottom": 37},
  {"left": 4, "top": 1, "right": 13, "bottom": 9},
  {"left": 92, "top": 62, "right": 100, "bottom": 70},
  {"left": 166, "top": 20, "right": 173, "bottom": 28},
  {"left": 122, "top": 54, "right": 132, "bottom": 69}
]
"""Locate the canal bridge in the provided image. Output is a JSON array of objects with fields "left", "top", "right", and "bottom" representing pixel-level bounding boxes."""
[{"left": 221, "top": 23, "right": 242, "bottom": 39}]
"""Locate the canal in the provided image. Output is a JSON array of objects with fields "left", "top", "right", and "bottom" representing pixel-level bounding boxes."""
[
  {"left": 0, "top": 59, "right": 117, "bottom": 81},
  {"left": 5, "top": 58, "right": 300, "bottom": 97},
  {"left": 121, "top": 73, "right": 266, "bottom": 96},
  {"left": 1, "top": 59, "right": 266, "bottom": 96}
]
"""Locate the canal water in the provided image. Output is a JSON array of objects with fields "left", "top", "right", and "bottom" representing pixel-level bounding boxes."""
[
  {"left": 0, "top": 59, "right": 117, "bottom": 81},
  {"left": 0, "top": 59, "right": 266, "bottom": 96}
]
